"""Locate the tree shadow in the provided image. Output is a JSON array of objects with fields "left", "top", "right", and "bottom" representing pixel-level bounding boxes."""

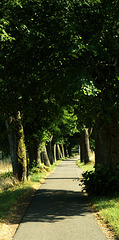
[{"left": 21, "top": 189, "right": 91, "bottom": 224}]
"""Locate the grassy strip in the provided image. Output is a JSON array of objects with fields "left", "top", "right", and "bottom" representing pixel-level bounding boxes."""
[
  {"left": 91, "top": 196, "right": 119, "bottom": 239},
  {"left": 0, "top": 159, "right": 62, "bottom": 222},
  {"left": 77, "top": 159, "right": 95, "bottom": 172},
  {"left": 77, "top": 159, "right": 119, "bottom": 239},
  {"left": 0, "top": 182, "right": 33, "bottom": 220}
]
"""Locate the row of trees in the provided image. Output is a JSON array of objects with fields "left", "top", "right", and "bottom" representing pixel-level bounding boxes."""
[{"left": 0, "top": 0, "right": 119, "bottom": 180}]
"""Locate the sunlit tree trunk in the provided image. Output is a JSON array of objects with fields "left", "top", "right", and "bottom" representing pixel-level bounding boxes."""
[
  {"left": 42, "top": 145, "right": 51, "bottom": 166},
  {"left": 37, "top": 141, "right": 42, "bottom": 166},
  {"left": 53, "top": 144, "right": 57, "bottom": 162},
  {"left": 17, "top": 111, "right": 27, "bottom": 181},
  {"left": 59, "top": 144, "right": 63, "bottom": 158},
  {"left": 61, "top": 144, "right": 65, "bottom": 158},
  {"left": 95, "top": 120, "right": 119, "bottom": 171},
  {"left": 57, "top": 144, "right": 62, "bottom": 159}
]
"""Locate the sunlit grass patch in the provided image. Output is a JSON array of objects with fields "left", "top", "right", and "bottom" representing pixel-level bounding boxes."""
[
  {"left": 77, "top": 159, "right": 119, "bottom": 239},
  {"left": 0, "top": 182, "right": 32, "bottom": 220},
  {"left": 77, "top": 159, "right": 95, "bottom": 172},
  {"left": 0, "top": 158, "right": 12, "bottom": 174},
  {"left": 92, "top": 196, "right": 119, "bottom": 238}
]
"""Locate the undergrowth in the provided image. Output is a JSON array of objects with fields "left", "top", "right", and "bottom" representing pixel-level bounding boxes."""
[
  {"left": 78, "top": 162, "right": 119, "bottom": 239},
  {"left": 81, "top": 165, "right": 119, "bottom": 196}
]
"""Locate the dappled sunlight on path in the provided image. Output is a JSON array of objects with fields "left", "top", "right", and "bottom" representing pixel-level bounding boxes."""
[{"left": 13, "top": 157, "right": 107, "bottom": 240}]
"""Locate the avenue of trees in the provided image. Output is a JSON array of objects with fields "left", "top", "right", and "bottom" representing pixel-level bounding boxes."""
[{"left": 0, "top": 0, "right": 119, "bottom": 181}]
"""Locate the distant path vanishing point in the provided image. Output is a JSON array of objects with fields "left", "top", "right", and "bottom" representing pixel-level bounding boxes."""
[{"left": 13, "top": 156, "right": 107, "bottom": 240}]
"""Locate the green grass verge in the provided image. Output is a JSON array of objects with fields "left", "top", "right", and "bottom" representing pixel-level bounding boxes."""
[
  {"left": 0, "top": 159, "right": 62, "bottom": 222},
  {"left": 91, "top": 196, "right": 119, "bottom": 239},
  {"left": 77, "top": 159, "right": 119, "bottom": 239},
  {"left": 77, "top": 159, "right": 95, "bottom": 172},
  {"left": 0, "top": 183, "right": 33, "bottom": 221}
]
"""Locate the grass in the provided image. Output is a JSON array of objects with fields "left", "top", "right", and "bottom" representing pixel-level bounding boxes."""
[
  {"left": 77, "top": 159, "right": 95, "bottom": 172},
  {"left": 0, "top": 159, "right": 62, "bottom": 222},
  {"left": 0, "top": 158, "right": 63, "bottom": 240},
  {"left": 0, "top": 157, "right": 12, "bottom": 174},
  {"left": 77, "top": 158, "right": 119, "bottom": 239},
  {"left": 91, "top": 196, "right": 119, "bottom": 239},
  {"left": 0, "top": 183, "right": 33, "bottom": 221}
]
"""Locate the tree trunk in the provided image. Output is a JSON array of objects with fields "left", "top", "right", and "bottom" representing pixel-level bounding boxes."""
[
  {"left": 80, "top": 130, "right": 85, "bottom": 163},
  {"left": 95, "top": 120, "right": 119, "bottom": 171},
  {"left": 17, "top": 111, "right": 27, "bottom": 181},
  {"left": 28, "top": 139, "right": 37, "bottom": 168},
  {"left": 37, "top": 141, "right": 42, "bottom": 166},
  {"left": 28, "top": 139, "right": 42, "bottom": 168},
  {"left": 80, "top": 128, "right": 90, "bottom": 164},
  {"left": 46, "top": 136, "right": 54, "bottom": 164},
  {"left": 67, "top": 144, "right": 72, "bottom": 157},
  {"left": 61, "top": 144, "right": 65, "bottom": 158},
  {"left": 5, "top": 118, "right": 17, "bottom": 178},
  {"left": 42, "top": 145, "right": 51, "bottom": 167},
  {"left": 57, "top": 144, "right": 62, "bottom": 159},
  {"left": 53, "top": 144, "right": 57, "bottom": 162},
  {"left": 64, "top": 144, "right": 68, "bottom": 157},
  {"left": 5, "top": 113, "right": 27, "bottom": 181}
]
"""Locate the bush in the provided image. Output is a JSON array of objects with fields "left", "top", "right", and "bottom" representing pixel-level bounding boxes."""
[
  {"left": 81, "top": 165, "right": 119, "bottom": 196},
  {"left": 29, "top": 161, "right": 44, "bottom": 175}
]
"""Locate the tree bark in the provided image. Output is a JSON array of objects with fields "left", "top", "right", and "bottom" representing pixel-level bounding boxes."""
[
  {"left": 16, "top": 111, "right": 27, "bottom": 181},
  {"left": 5, "top": 113, "right": 27, "bottom": 181},
  {"left": 95, "top": 120, "right": 119, "bottom": 171},
  {"left": 80, "top": 128, "right": 90, "bottom": 164},
  {"left": 53, "top": 144, "right": 57, "bottom": 162},
  {"left": 42, "top": 145, "right": 51, "bottom": 166},
  {"left": 80, "top": 130, "right": 85, "bottom": 163},
  {"left": 37, "top": 141, "right": 42, "bottom": 166},
  {"left": 61, "top": 144, "right": 65, "bottom": 158},
  {"left": 46, "top": 136, "right": 54, "bottom": 164},
  {"left": 56, "top": 144, "right": 62, "bottom": 159},
  {"left": 28, "top": 139, "right": 42, "bottom": 168}
]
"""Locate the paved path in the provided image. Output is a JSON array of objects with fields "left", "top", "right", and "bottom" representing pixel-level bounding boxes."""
[{"left": 13, "top": 156, "right": 107, "bottom": 240}]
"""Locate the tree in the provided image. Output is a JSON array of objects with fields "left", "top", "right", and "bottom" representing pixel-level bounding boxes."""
[
  {"left": 66, "top": 0, "right": 119, "bottom": 170},
  {"left": 80, "top": 127, "right": 91, "bottom": 164},
  {"left": 1, "top": 0, "right": 119, "bottom": 175},
  {"left": 0, "top": 0, "right": 73, "bottom": 178}
]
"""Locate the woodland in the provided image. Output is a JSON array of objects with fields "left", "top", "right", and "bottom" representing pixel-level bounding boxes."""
[{"left": 0, "top": 0, "right": 119, "bottom": 183}]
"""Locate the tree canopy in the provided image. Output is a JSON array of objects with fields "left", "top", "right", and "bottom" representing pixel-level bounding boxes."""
[{"left": 0, "top": 0, "right": 119, "bottom": 178}]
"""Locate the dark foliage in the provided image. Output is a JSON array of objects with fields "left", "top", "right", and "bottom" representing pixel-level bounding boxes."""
[{"left": 81, "top": 165, "right": 119, "bottom": 196}]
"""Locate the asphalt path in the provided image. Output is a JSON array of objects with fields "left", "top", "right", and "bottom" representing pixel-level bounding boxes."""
[{"left": 13, "top": 156, "right": 107, "bottom": 240}]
